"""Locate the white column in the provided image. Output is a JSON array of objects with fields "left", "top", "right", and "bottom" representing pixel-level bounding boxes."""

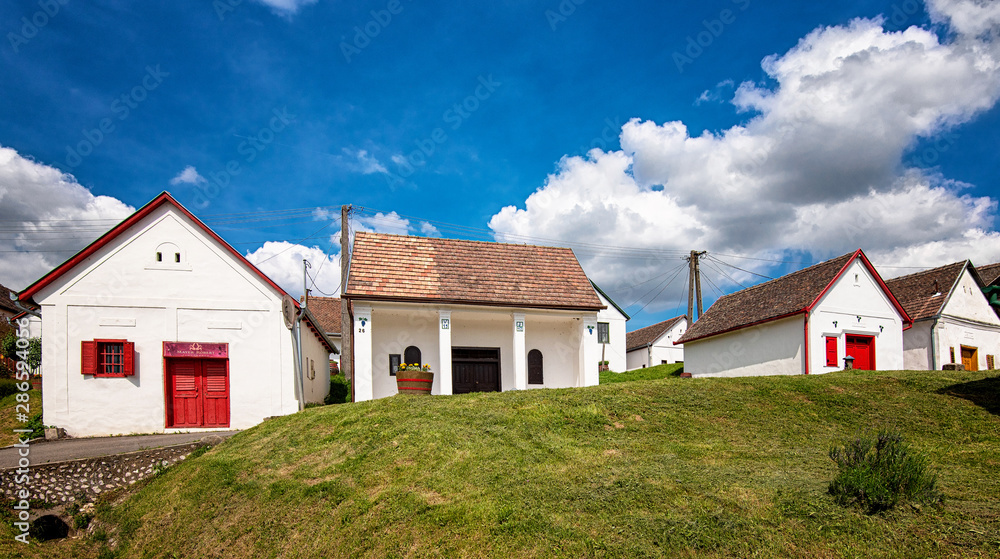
[
  {"left": 437, "top": 310, "right": 452, "bottom": 396},
  {"left": 353, "top": 305, "right": 373, "bottom": 401},
  {"left": 581, "top": 315, "right": 600, "bottom": 387},
  {"left": 513, "top": 312, "right": 527, "bottom": 390}
]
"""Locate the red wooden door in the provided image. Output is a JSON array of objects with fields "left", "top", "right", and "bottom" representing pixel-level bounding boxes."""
[
  {"left": 166, "top": 359, "right": 230, "bottom": 428},
  {"left": 845, "top": 335, "right": 875, "bottom": 370}
]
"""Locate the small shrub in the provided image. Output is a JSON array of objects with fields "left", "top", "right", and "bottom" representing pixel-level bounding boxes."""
[
  {"left": 325, "top": 374, "right": 350, "bottom": 404},
  {"left": 0, "top": 378, "right": 21, "bottom": 399},
  {"left": 25, "top": 411, "right": 45, "bottom": 439},
  {"left": 828, "top": 428, "right": 941, "bottom": 513}
]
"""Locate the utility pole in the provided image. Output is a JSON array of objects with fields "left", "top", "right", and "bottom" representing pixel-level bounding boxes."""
[
  {"left": 340, "top": 205, "right": 353, "bottom": 402},
  {"left": 687, "top": 250, "right": 707, "bottom": 322}
]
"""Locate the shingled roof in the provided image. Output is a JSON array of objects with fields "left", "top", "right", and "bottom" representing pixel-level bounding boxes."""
[
  {"left": 0, "top": 283, "right": 19, "bottom": 315},
  {"left": 306, "top": 296, "right": 342, "bottom": 336},
  {"left": 884, "top": 261, "right": 970, "bottom": 322},
  {"left": 344, "top": 233, "right": 604, "bottom": 311},
  {"left": 677, "top": 249, "right": 908, "bottom": 344},
  {"left": 626, "top": 315, "right": 686, "bottom": 351},
  {"left": 976, "top": 262, "right": 1000, "bottom": 286}
]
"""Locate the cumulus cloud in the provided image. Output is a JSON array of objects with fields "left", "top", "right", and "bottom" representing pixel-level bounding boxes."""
[
  {"left": 0, "top": 146, "right": 134, "bottom": 290},
  {"left": 169, "top": 166, "right": 207, "bottom": 186},
  {"left": 489, "top": 7, "right": 1000, "bottom": 310},
  {"left": 244, "top": 242, "right": 341, "bottom": 299},
  {"left": 341, "top": 149, "right": 389, "bottom": 175}
]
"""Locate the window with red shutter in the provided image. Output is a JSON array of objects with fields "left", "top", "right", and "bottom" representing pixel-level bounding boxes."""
[
  {"left": 825, "top": 336, "right": 838, "bottom": 367},
  {"left": 84, "top": 339, "right": 136, "bottom": 377}
]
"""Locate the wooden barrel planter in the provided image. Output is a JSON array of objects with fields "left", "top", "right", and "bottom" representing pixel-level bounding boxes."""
[{"left": 396, "top": 370, "right": 434, "bottom": 395}]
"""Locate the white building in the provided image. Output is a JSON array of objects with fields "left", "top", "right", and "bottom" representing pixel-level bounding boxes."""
[
  {"left": 886, "top": 261, "right": 1000, "bottom": 371},
  {"left": 625, "top": 315, "right": 687, "bottom": 370},
  {"left": 677, "top": 250, "right": 911, "bottom": 377},
  {"left": 18, "top": 192, "right": 335, "bottom": 437},
  {"left": 343, "top": 233, "right": 605, "bottom": 400},
  {"left": 304, "top": 296, "right": 343, "bottom": 366},
  {"left": 592, "top": 281, "right": 629, "bottom": 373}
]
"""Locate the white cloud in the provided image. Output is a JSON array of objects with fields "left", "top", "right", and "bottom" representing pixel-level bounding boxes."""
[
  {"left": 927, "top": 0, "right": 1000, "bottom": 38},
  {"left": 169, "top": 166, "right": 206, "bottom": 186},
  {"left": 251, "top": 0, "right": 318, "bottom": 16},
  {"left": 244, "top": 241, "right": 341, "bottom": 299},
  {"left": 0, "top": 145, "right": 134, "bottom": 290},
  {"left": 342, "top": 148, "right": 389, "bottom": 175},
  {"left": 356, "top": 211, "right": 410, "bottom": 236},
  {"left": 489, "top": 11, "right": 1000, "bottom": 309},
  {"left": 420, "top": 222, "right": 441, "bottom": 237}
]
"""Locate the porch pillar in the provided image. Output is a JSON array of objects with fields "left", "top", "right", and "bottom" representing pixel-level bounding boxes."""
[
  {"left": 581, "top": 316, "right": 600, "bottom": 387},
  {"left": 513, "top": 313, "right": 527, "bottom": 390},
  {"left": 437, "top": 310, "right": 452, "bottom": 395},
  {"left": 353, "top": 305, "right": 373, "bottom": 401}
]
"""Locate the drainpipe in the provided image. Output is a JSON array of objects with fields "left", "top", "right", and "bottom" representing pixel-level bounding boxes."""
[
  {"left": 929, "top": 317, "right": 939, "bottom": 370},
  {"left": 293, "top": 314, "right": 305, "bottom": 411},
  {"left": 803, "top": 313, "right": 810, "bottom": 375}
]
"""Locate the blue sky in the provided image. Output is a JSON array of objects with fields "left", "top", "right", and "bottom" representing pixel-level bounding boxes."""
[{"left": 2, "top": 0, "right": 999, "bottom": 330}]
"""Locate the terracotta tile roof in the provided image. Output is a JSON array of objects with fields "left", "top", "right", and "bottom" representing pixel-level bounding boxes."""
[
  {"left": 677, "top": 251, "right": 859, "bottom": 344},
  {"left": 626, "top": 315, "right": 686, "bottom": 351},
  {"left": 885, "top": 261, "right": 967, "bottom": 322},
  {"left": 345, "top": 233, "right": 604, "bottom": 311},
  {"left": 976, "top": 262, "right": 1000, "bottom": 286},
  {"left": 306, "top": 296, "right": 342, "bottom": 336}
]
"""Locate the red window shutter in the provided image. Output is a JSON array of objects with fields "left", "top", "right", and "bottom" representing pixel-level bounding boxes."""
[
  {"left": 123, "top": 341, "right": 135, "bottom": 376},
  {"left": 81, "top": 341, "right": 97, "bottom": 375},
  {"left": 825, "top": 337, "right": 838, "bottom": 367}
]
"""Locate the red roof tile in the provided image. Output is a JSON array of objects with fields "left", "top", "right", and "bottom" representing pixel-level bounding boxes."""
[
  {"left": 626, "top": 315, "right": 686, "bottom": 351},
  {"left": 307, "top": 296, "right": 342, "bottom": 335},
  {"left": 976, "top": 262, "right": 1000, "bottom": 286},
  {"left": 885, "top": 261, "right": 968, "bottom": 322},
  {"left": 344, "top": 233, "right": 604, "bottom": 311}
]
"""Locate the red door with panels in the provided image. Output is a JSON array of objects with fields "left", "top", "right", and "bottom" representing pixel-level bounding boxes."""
[
  {"left": 164, "top": 342, "right": 230, "bottom": 428},
  {"left": 845, "top": 335, "right": 875, "bottom": 371}
]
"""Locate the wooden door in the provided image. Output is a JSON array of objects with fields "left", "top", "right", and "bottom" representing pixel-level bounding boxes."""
[
  {"left": 961, "top": 347, "right": 978, "bottom": 372},
  {"left": 845, "top": 335, "right": 875, "bottom": 371},
  {"left": 166, "top": 359, "right": 230, "bottom": 428},
  {"left": 528, "top": 349, "right": 543, "bottom": 385},
  {"left": 452, "top": 348, "right": 500, "bottom": 394}
]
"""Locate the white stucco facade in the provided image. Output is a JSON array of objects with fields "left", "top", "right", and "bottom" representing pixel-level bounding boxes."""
[
  {"left": 28, "top": 199, "right": 332, "bottom": 437},
  {"left": 902, "top": 268, "right": 1000, "bottom": 370},
  {"left": 594, "top": 289, "right": 628, "bottom": 372},
  {"left": 626, "top": 318, "right": 687, "bottom": 370},
  {"left": 350, "top": 301, "right": 600, "bottom": 401},
  {"left": 684, "top": 257, "right": 908, "bottom": 378}
]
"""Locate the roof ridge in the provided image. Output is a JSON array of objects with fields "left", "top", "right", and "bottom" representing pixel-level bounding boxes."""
[
  {"left": 356, "top": 231, "right": 577, "bottom": 253},
  {"left": 710, "top": 251, "right": 855, "bottom": 301},
  {"left": 884, "top": 260, "right": 967, "bottom": 284}
]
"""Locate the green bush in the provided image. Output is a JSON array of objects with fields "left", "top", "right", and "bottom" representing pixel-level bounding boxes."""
[
  {"left": 325, "top": 374, "right": 350, "bottom": 405},
  {"left": 828, "top": 428, "right": 941, "bottom": 513},
  {"left": 0, "top": 378, "right": 21, "bottom": 400}
]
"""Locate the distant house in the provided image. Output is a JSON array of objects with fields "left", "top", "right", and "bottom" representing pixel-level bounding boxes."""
[
  {"left": 591, "top": 281, "right": 630, "bottom": 372},
  {"left": 18, "top": 192, "right": 335, "bottom": 437},
  {"left": 977, "top": 262, "right": 1000, "bottom": 318},
  {"left": 304, "top": 296, "right": 343, "bottom": 360},
  {"left": 625, "top": 315, "right": 687, "bottom": 370},
  {"left": 676, "top": 250, "right": 911, "bottom": 377},
  {"left": 886, "top": 261, "right": 1000, "bottom": 371},
  {"left": 343, "top": 233, "right": 606, "bottom": 400},
  {"left": 0, "top": 283, "right": 20, "bottom": 325}
]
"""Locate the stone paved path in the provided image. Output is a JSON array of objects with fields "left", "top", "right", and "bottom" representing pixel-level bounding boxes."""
[{"left": 0, "top": 431, "right": 239, "bottom": 469}]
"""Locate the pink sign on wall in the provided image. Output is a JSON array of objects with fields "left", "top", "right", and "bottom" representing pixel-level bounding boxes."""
[{"left": 163, "top": 342, "right": 228, "bottom": 359}]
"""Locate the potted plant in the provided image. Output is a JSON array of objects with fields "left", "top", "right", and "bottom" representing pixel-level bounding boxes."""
[
  {"left": 599, "top": 360, "right": 610, "bottom": 372},
  {"left": 396, "top": 363, "right": 434, "bottom": 395}
]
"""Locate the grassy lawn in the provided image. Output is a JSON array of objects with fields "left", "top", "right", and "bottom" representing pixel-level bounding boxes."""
[
  {"left": 600, "top": 362, "right": 683, "bottom": 384},
  {"left": 2, "top": 370, "right": 998, "bottom": 558},
  {"left": 0, "top": 389, "right": 41, "bottom": 447}
]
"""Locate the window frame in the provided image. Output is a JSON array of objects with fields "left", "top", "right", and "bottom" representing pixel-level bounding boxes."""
[
  {"left": 82, "top": 339, "right": 135, "bottom": 377},
  {"left": 597, "top": 322, "right": 610, "bottom": 344},
  {"left": 825, "top": 336, "right": 838, "bottom": 367}
]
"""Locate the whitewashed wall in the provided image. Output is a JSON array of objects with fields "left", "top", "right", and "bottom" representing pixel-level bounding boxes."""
[
  {"left": 357, "top": 302, "right": 593, "bottom": 400},
  {"left": 595, "top": 291, "right": 627, "bottom": 372},
  {"left": 35, "top": 205, "right": 309, "bottom": 437},
  {"left": 808, "top": 259, "right": 906, "bottom": 373},
  {"left": 684, "top": 315, "right": 804, "bottom": 377},
  {"left": 902, "top": 322, "right": 933, "bottom": 370},
  {"left": 936, "top": 269, "right": 1000, "bottom": 370}
]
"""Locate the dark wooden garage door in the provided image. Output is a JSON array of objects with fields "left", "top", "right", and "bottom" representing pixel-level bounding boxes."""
[{"left": 452, "top": 347, "right": 500, "bottom": 394}]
